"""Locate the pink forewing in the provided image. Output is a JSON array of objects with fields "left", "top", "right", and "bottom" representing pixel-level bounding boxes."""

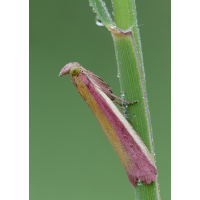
[{"left": 79, "top": 73, "right": 157, "bottom": 187}]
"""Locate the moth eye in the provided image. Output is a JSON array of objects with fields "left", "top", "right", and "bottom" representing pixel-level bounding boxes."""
[{"left": 70, "top": 66, "right": 79, "bottom": 76}]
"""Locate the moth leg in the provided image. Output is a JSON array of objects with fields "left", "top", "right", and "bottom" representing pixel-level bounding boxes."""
[
  {"left": 113, "top": 100, "right": 124, "bottom": 112},
  {"left": 110, "top": 93, "right": 138, "bottom": 105},
  {"left": 114, "top": 100, "right": 122, "bottom": 107}
]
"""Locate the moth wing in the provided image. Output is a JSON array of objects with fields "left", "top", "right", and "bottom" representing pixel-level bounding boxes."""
[{"left": 80, "top": 67, "right": 115, "bottom": 100}]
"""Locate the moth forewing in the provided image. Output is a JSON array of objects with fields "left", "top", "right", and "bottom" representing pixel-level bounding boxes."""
[{"left": 95, "top": 86, "right": 156, "bottom": 167}]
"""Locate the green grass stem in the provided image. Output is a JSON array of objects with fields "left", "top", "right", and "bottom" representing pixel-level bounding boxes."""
[{"left": 89, "top": 0, "right": 161, "bottom": 199}]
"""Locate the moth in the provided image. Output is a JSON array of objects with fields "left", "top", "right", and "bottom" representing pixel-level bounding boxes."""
[{"left": 59, "top": 62, "right": 157, "bottom": 187}]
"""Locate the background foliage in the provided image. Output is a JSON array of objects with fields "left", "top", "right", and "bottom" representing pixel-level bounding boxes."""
[{"left": 30, "top": 0, "right": 170, "bottom": 199}]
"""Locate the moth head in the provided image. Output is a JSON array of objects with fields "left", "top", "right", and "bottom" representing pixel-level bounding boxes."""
[{"left": 59, "top": 62, "right": 80, "bottom": 77}]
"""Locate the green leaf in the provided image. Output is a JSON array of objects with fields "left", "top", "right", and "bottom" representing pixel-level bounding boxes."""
[{"left": 89, "top": 0, "right": 114, "bottom": 27}]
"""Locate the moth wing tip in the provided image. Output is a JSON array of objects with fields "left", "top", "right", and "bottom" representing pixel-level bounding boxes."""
[
  {"left": 138, "top": 174, "right": 157, "bottom": 185},
  {"left": 128, "top": 174, "right": 157, "bottom": 187}
]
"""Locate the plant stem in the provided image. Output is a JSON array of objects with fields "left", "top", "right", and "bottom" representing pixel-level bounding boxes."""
[
  {"left": 89, "top": 0, "right": 161, "bottom": 199},
  {"left": 112, "top": 0, "right": 160, "bottom": 199}
]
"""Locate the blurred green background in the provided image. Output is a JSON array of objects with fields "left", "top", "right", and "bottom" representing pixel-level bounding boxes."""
[{"left": 30, "top": 0, "right": 170, "bottom": 199}]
